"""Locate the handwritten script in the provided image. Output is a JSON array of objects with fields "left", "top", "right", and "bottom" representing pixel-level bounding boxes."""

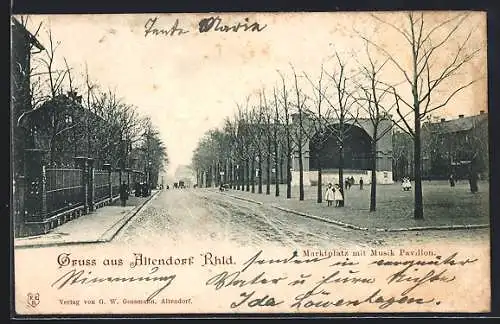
[
  {"left": 143, "top": 16, "right": 268, "bottom": 38},
  {"left": 205, "top": 250, "right": 478, "bottom": 311},
  {"left": 48, "top": 248, "right": 481, "bottom": 312}
]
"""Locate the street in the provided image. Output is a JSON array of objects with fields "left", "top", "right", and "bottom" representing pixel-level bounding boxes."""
[{"left": 113, "top": 188, "right": 490, "bottom": 249}]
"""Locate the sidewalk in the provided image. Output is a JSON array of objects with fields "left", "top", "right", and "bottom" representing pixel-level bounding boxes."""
[
  {"left": 14, "top": 190, "right": 160, "bottom": 248},
  {"left": 215, "top": 182, "right": 489, "bottom": 232}
]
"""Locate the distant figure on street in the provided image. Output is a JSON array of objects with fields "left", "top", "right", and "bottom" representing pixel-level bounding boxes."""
[
  {"left": 345, "top": 178, "right": 351, "bottom": 190},
  {"left": 350, "top": 176, "right": 355, "bottom": 186},
  {"left": 134, "top": 182, "right": 141, "bottom": 197},
  {"left": 359, "top": 177, "right": 364, "bottom": 190},
  {"left": 141, "top": 182, "right": 150, "bottom": 197},
  {"left": 402, "top": 177, "right": 412, "bottom": 191},
  {"left": 119, "top": 181, "right": 129, "bottom": 207},
  {"left": 334, "top": 184, "right": 343, "bottom": 207},
  {"left": 469, "top": 171, "right": 478, "bottom": 193},
  {"left": 325, "top": 183, "right": 335, "bottom": 207},
  {"left": 449, "top": 174, "right": 455, "bottom": 187}
]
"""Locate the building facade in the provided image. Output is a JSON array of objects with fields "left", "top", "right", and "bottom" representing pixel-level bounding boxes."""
[
  {"left": 290, "top": 115, "right": 394, "bottom": 185},
  {"left": 421, "top": 111, "right": 489, "bottom": 180},
  {"left": 11, "top": 17, "right": 45, "bottom": 237}
]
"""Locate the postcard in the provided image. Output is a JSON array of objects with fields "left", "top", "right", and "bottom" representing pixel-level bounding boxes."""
[{"left": 11, "top": 11, "right": 490, "bottom": 316}]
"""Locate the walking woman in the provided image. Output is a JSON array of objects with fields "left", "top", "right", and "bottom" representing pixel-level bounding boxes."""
[{"left": 325, "top": 183, "right": 335, "bottom": 207}]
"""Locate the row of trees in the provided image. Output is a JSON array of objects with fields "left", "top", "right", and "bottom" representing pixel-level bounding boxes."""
[
  {"left": 192, "top": 12, "right": 482, "bottom": 219},
  {"left": 18, "top": 17, "right": 168, "bottom": 185}
]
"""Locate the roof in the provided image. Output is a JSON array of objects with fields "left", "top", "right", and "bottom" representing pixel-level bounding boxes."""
[
  {"left": 428, "top": 113, "right": 488, "bottom": 134},
  {"left": 11, "top": 17, "right": 45, "bottom": 51}
]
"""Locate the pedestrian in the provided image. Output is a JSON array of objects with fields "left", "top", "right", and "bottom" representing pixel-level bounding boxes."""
[
  {"left": 324, "top": 183, "right": 335, "bottom": 207},
  {"left": 359, "top": 177, "right": 364, "bottom": 190},
  {"left": 334, "top": 184, "right": 344, "bottom": 207},
  {"left": 350, "top": 176, "right": 355, "bottom": 187},
  {"left": 449, "top": 174, "right": 455, "bottom": 187},
  {"left": 469, "top": 171, "right": 478, "bottom": 193},
  {"left": 142, "top": 182, "right": 150, "bottom": 197},
  {"left": 345, "top": 179, "right": 350, "bottom": 190},
  {"left": 119, "top": 181, "right": 129, "bottom": 207},
  {"left": 134, "top": 182, "right": 141, "bottom": 197}
]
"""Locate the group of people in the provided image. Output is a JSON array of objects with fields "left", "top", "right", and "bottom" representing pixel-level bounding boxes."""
[
  {"left": 324, "top": 183, "right": 344, "bottom": 207},
  {"left": 119, "top": 181, "right": 152, "bottom": 207},
  {"left": 401, "top": 177, "right": 412, "bottom": 191},
  {"left": 344, "top": 176, "right": 356, "bottom": 190}
]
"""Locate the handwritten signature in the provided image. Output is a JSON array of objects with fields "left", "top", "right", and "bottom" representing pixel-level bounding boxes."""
[{"left": 51, "top": 267, "right": 175, "bottom": 301}]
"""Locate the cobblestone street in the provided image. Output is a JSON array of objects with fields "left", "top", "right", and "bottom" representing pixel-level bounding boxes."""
[{"left": 111, "top": 188, "right": 490, "bottom": 249}]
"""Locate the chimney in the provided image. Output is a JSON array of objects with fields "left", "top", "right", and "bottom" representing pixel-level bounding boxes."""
[
  {"left": 458, "top": 114, "right": 464, "bottom": 118},
  {"left": 480, "top": 110, "right": 485, "bottom": 114},
  {"left": 440, "top": 118, "right": 446, "bottom": 122}
]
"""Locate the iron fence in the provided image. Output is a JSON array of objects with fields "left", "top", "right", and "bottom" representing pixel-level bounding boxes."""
[
  {"left": 94, "top": 170, "right": 109, "bottom": 203},
  {"left": 112, "top": 171, "right": 121, "bottom": 197},
  {"left": 45, "top": 168, "right": 83, "bottom": 216}
]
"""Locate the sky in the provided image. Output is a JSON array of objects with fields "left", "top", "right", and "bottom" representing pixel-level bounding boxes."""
[{"left": 16, "top": 12, "right": 487, "bottom": 177}]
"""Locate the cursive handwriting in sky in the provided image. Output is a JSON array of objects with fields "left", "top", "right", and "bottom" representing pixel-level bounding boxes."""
[{"left": 19, "top": 12, "right": 487, "bottom": 176}]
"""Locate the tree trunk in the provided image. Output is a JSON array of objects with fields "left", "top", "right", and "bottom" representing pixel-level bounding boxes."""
[
  {"left": 275, "top": 148, "right": 280, "bottom": 197},
  {"left": 414, "top": 116, "right": 424, "bottom": 219},
  {"left": 338, "top": 142, "right": 345, "bottom": 207},
  {"left": 280, "top": 154, "right": 284, "bottom": 186},
  {"left": 229, "top": 160, "right": 233, "bottom": 189},
  {"left": 266, "top": 143, "right": 271, "bottom": 195},
  {"left": 258, "top": 154, "right": 263, "bottom": 194},
  {"left": 370, "top": 140, "right": 377, "bottom": 212},
  {"left": 240, "top": 160, "right": 244, "bottom": 191},
  {"left": 251, "top": 157, "right": 255, "bottom": 193},
  {"left": 298, "top": 139, "right": 304, "bottom": 201},
  {"left": 286, "top": 151, "right": 292, "bottom": 199},
  {"left": 317, "top": 150, "right": 322, "bottom": 203},
  {"left": 245, "top": 158, "right": 250, "bottom": 192}
]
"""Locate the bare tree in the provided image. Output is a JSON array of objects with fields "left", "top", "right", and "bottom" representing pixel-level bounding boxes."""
[
  {"left": 290, "top": 65, "right": 309, "bottom": 201},
  {"left": 354, "top": 41, "right": 395, "bottom": 211},
  {"left": 360, "top": 12, "right": 482, "bottom": 219},
  {"left": 260, "top": 89, "right": 275, "bottom": 195},
  {"left": 304, "top": 64, "right": 333, "bottom": 203},
  {"left": 34, "top": 28, "right": 68, "bottom": 98},
  {"left": 277, "top": 72, "right": 293, "bottom": 199},
  {"left": 272, "top": 87, "right": 282, "bottom": 197},
  {"left": 317, "top": 53, "right": 360, "bottom": 207}
]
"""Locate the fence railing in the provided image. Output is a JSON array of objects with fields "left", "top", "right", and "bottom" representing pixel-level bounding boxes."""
[
  {"left": 35, "top": 164, "right": 142, "bottom": 224},
  {"left": 111, "top": 171, "right": 120, "bottom": 198},
  {"left": 94, "top": 170, "right": 109, "bottom": 204},
  {"left": 45, "top": 168, "right": 84, "bottom": 216},
  {"left": 18, "top": 149, "right": 151, "bottom": 237}
]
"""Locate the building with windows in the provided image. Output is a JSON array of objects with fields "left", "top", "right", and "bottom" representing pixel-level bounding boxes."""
[{"left": 421, "top": 111, "right": 489, "bottom": 180}]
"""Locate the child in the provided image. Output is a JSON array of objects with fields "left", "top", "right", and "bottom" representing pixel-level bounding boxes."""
[
  {"left": 325, "top": 183, "right": 335, "bottom": 207},
  {"left": 334, "top": 184, "right": 344, "bottom": 207}
]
